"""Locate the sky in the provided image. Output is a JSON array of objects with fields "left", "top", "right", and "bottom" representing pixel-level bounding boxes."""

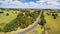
[{"left": 0, "top": 0, "right": 60, "bottom": 9}]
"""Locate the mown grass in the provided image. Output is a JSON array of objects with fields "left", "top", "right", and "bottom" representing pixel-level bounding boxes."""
[{"left": 44, "top": 11, "right": 60, "bottom": 34}]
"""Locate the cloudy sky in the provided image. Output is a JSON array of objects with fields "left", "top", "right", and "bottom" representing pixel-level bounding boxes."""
[{"left": 0, "top": 0, "right": 60, "bottom": 9}]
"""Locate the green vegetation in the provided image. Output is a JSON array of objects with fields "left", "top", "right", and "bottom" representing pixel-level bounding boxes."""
[
  {"left": 0, "top": 8, "right": 40, "bottom": 33},
  {"left": 36, "top": 25, "right": 44, "bottom": 34},
  {"left": 0, "top": 11, "right": 18, "bottom": 33},
  {"left": 1, "top": 9, "right": 60, "bottom": 34},
  {"left": 26, "top": 25, "right": 44, "bottom": 34},
  {"left": 44, "top": 10, "right": 60, "bottom": 34},
  {"left": 39, "top": 11, "right": 46, "bottom": 27}
]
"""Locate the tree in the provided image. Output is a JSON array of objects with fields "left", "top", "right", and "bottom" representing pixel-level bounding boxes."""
[
  {"left": 39, "top": 18, "right": 46, "bottom": 26},
  {"left": 6, "top": 13, "right": 9, "bottom": 16},
  {"left": 39, "top": 12, "right": 46, "bottom": 28},
  {"left": 52, "top": 13, "right": 55, "bottom": 16},
  {"left": 46, "top": 13, "right": 49, "bottom": 15},
  {"left": 55, "top": 13, "right": 58, "bottom": 17},
  {"left": 52, "top": 13, "right": 57, "bottom": 19}
]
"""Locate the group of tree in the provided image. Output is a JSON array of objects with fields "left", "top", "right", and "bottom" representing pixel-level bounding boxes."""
[
  {"left": 46, "top": 10, "right": 58, "bottom": 19},
  {"left": 52, "top": 13, "right": 58, "bottom": 19},
  {"left": 0, "top": 10, "right": 40, "bottom": 33},
  {"left": 39, "top": 11, "right": 46, "bottom": 28}
]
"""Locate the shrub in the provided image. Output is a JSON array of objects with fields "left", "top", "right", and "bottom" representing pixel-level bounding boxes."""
[
  {"left": 2, "top": 19, "right": 18, "bottom": 32},
  {"left": 52, "top": 13, "right": 57, "bottom": 19},
  {"left": 0, "top": 12, "right": 4, "bottom": 14},
  {"left": 46, "top": 13, "right": 49, "bottom": 15},
  {"left": 6, "top": 13, "right": 9, "bottom": 16},
  {"left": 39, "top": 18, "right": 46, "bottom": 26},
  {"left": 39, "top": 12, "right": 46, "bottom": 26}
]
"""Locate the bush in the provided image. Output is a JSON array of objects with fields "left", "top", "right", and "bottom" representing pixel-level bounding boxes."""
[
  {"left": 39, "top": 18, "right": 46, "bottom": 26},
  {"left": 52, "top": 13, "right": 57, "bottom": 19},
  {"left": 55, "top": 13, "right": 58, "bottom": 17},
  {"left": 46, "top": 13, "right": 49, "bottom": 15},
  {"left": 29, "top": 11, "right": 39, "bottom": 19},
  {"left": 39, "top": 12, "right": 46, "bottom": 26},
  {"left": 6, "top": 13, "right": 9, "bottom": 16},
  {"left": 2, "top": 19, "right": 18, "bottom": 32},
  {"left": 52, "top": 13, "right": 55, "bottom": 16},
  {"left": 0, "top": 12, "right": 4, "bottom": 14}
]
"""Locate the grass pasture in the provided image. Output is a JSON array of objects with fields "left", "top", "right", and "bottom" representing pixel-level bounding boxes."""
[
  {"left": 0, "top": 11, "right": 18, "bottom": 29},
  {"left": 44, "top": 11, "right": 60, "bottom": 34}
]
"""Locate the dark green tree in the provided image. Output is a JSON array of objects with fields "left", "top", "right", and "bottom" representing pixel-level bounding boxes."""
[{"left": 39, "top": 12, "right": 46, "bottom": 27}]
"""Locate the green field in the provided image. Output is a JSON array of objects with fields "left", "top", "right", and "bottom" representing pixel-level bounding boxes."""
[
  {"left": 0, "top": 11, "right": 17, "bottom": 23},
  {"left": 44, "top": 11, "right": 60, "bottom": 34},
  {"left": 0, "top": 11, "right": 18, "bottom": 29}
]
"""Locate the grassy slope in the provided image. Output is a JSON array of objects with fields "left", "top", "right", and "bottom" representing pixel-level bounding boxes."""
[
  {"left": 44, "top": 11, "right": 60, "bottom": 34},
  {"left": 0, "top": 11, "right": 18, "bottom": 28}
]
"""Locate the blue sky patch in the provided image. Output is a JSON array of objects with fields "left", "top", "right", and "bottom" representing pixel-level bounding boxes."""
[
  {"left": 19, "top": 0, "right": 39, "bottom": 3},
  {"left": 0, "top": 0, "right": 60, "bottom": 9}
]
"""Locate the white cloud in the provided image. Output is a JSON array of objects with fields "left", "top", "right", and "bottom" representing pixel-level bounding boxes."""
[
  {"left": 0, "top": 0, "right": 60, "bottom": 9},
  {"left": 47, "top": 1, "right": 59, "bottom": 6}
]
